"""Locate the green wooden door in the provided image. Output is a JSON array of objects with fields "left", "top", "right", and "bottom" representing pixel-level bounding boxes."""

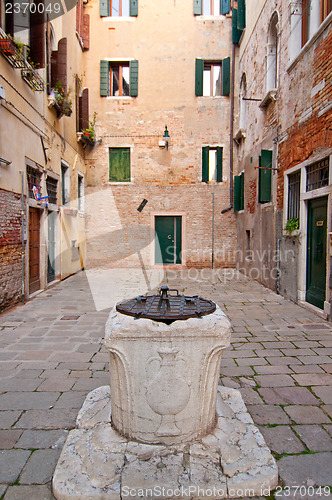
[
  {"left": 306, "top": 197, "right": 327, "bottom": 309},
  {"left": 155, "top": 216, "right": 182, "bottom": 264}
]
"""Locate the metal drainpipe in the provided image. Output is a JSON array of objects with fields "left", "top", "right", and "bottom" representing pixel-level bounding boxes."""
[{"left": 221, "top": 42, "right": 235, "bottom": 214}]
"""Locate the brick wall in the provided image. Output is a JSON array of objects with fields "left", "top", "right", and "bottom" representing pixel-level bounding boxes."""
[{"left": 0, "top": 189, "right": 23, "bottom": 312}]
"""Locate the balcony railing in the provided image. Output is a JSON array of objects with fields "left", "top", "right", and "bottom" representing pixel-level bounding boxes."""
[{"left": 0, "top": 28, "right": 45, "bottom": 91}]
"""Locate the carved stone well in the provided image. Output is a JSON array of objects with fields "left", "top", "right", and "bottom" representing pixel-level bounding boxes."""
[{"left": 52, "top": 287, "right": 278, "bottom": 499}]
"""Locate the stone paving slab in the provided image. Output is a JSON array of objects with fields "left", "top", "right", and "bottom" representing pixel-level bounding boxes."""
[{"left": 0, "top": 270, "right": 331, "bottom": 498}]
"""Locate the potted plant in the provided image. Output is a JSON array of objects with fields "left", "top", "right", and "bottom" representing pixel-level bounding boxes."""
[
  {"left": 0, "top": 36, "right": 16, "bottom": 56},
  {"left": 82, "top": 112, "right": 97, "bottom": 145},
  {"left": 49, "top": 81, "right": 72, "bottom": 117},
  {"left": 285, "top": 217, "right": 300, "bottom": 236}
]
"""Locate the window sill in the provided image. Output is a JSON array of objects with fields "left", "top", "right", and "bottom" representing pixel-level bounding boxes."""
[
  {"left": 259, "top": 89, "right": 277, "bottom": 109},
  {"left": 102, "top": 16, "right": 135, "bottom": 22},
  {"left": 287, "top": 12, "right": 332, "bottom": 73},
  {"left": 108, "top": 181, "right": 132, "bottom": 185},
  {"left": 106, "top": 96, "right": 133, "bottom": 100},
  {"left": 195, "top": 15, "right": 227, "bottom": 20}
]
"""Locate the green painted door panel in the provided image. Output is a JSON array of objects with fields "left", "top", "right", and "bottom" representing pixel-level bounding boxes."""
[
  {"left": 306, "top": 197, "right": 327, "bottom": 309},
  {"left": 155, "top": 216, "right": 181, "bottom": 264}
]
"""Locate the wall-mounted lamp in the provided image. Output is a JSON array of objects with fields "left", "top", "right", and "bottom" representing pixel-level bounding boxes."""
[
  {"left": 159, "top": 125, "right": 170, "bottom": 150},
  {"left": 0, "top": 157, "right": 12, "bottom": 178}
]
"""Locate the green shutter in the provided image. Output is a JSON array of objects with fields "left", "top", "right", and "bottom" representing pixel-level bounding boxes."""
[
  {"left": 100, "top": 60, "right": 109, "bottom": 96},
  {"left": 202, "top": 147, "right": 209, "bottom": 182},
  {"left": 258, "top": 150, "right": 272, "bottom": 203},
  {"left": 195, "top": 58, "right": 204, "bottom": 96},
  {"left": 129, "top": 60, "right": 138, "bottom": 97},
  {"left": 237, "top": 0, "right": 246, "bottom": 30},
  {"left": 234, "top": 175, "right": 241, "bottom": 211},
  {"left": 232, "top": 8, "right": 243, "bottom": 44},
  {"left": 234, "top": 173, "right": 244, "bottom": 211},
  {"left": 109, "top": 148, "right": 130, "bottom": 182},
  {"left": 130, "top": 0, "right": 138, "bottom": 16},
  {"left": 193, "top": 0, "right": 202, "bottom": 15},
  {"left": 217, "top": 147, "right": 223, "bottom": 182},
  {"left": 240, "top": 172, "right": 244, "bottom": 210},
  {"left": 222, "top": 57, "right": 230, "bottom": 96},
  {"left": 221, "top": 0, "right": 230, "bottom": 14},
  {"left": 100, "top": 0, "right": 109, "bottom": 17}
]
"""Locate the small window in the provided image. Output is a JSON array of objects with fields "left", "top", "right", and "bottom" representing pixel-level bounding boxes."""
[
  {"left": 110, "top": 0, "right": 129, "bottom": 16},
  {"left": 306, "top": 158, "right": 329, "bottom": 191},
  {"left": 287, "top": 171, "right": 300, "bottom": 220},
  {"left": 110, "top": 63, "right": 130, "bottom": 96},
  {"left": 204, "top": 62, "right": 222, "bottom": 96},
  {"left": 203, "top": 0, "right": 221, "bottom": 15},
  {"left": 46, "top": 177, "right": 58, "bottom": 205},
  {"left": 202, "top": 146, "right": 222, "bottom": 182},
  {"left": 61, "top": 163, "right": 70, "bottom": 205},
  {"left": 78, "top": 174, "right": 84, "bottom": 211},
  {"left": 109, "top": 148, "right": 131, "bottom": 182},
  {"left": 27, "top": 166, "right": 42, "bottom": 199}
]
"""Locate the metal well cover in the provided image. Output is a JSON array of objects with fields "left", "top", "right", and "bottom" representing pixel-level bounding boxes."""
[{"left": 116, "top": 286, "right": 216, "bottom": 323}]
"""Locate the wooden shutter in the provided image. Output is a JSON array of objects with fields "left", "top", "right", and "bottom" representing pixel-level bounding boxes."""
[
  {"left": 109, "top": 148, "right": 130, "bottom": 182},
  {"left": 100, "top": 0, "right": 109, "bottom": 17},
  {"left": 221, "top": 0, "right": 230, "bottom": 14},
  {"left": 51, "top": 38, "right": 67, "bottom": 91},
  {"left": 130, "top": 0, "right": 138, "bottom": 16},
  {"left": 222, "top": 57, "right": 230, "bottom": 96},
  {"left": 100, "top": 60, "right": 109, "bottom": 96},
  {"left": 129, "top": 60, "right": 138, "bottom": 97},
  {"left": 216, "top": 147, "right": 223, "bottom": 182},
  {"left": 232, "top": 8, "right": 242, "bottom": 44},
  {"left": 234, "top": 175, "right": 241, "bottom": 211},
  {"left": 237, "top": 0, "right": 246, "bottom": 30},
  {"left": 29, "top": 0, "right": 45, "bottom": 68},
  {"left": 202, "top": 147, "right": 209, "bottom": 183},
  {"left": 82, "top": 14, "right": 90, "bottom": 50},
  {"left": 195, "top": 58, "right": 204, "bottom": 96},
  {"left": 234, "top": 173, "right": 244, "bottom": 211},
  {"left": 79, "top": 88, "right": 89, "bottom": 131},
  {"left": 193, "top": 0, "right": 202, "bottom": 15},
  {"left": 258, "top": 150, "right": 272, "bottom": 203}
]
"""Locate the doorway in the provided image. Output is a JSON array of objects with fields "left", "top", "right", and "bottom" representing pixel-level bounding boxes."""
[
  {"left": 155, "top": 216, "right": 182, "bottom": 265},
  {"left": 29, "top": 207, "right": 40, "bottom": 294},
  {"left": 306, "top": 197, "right": 327, "bottom": 309}
]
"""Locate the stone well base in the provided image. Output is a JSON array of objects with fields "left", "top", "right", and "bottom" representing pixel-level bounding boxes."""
[{"left": 52, "top": 386, "right": 278, "bottom": 500}]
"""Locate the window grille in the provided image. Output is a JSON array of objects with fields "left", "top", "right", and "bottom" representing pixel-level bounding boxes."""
[
  {"left": 46, "top": 177, "right": 58, "bottom": 205},
  {"left": 306, "top": 158, "right": 329, "bottom": 191},
  {"left": 26, "top": 166, "right": 42, "bottom": 198},
  {"left": 287, "top": 171, "right": 300, "bottom": 220}
]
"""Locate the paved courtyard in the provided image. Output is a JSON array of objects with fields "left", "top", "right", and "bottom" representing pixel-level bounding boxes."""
[{"left": 0, "top": 269, "right": 332, "bottom": 499}]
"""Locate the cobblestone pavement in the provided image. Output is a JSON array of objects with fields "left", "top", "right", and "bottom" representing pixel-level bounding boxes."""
[{"left": 0, "top": 270, "right": 332, "bottom": 499}]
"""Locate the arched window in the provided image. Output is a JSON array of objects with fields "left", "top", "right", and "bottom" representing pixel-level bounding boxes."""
[
  {"left": 266, "top": 12, "right": 279, "bottom": 92},
  {"left": 239, "top": 73, "right": 247, "bottom": 131}
]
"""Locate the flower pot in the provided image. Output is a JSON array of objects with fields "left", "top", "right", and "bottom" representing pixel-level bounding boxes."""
[{"left": 0, "top": 37, "right": 15, "bottom": 56}]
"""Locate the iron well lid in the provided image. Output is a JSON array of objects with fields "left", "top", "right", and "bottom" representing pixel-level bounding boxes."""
[{"left": 116, "top": 286, "right": 216, "bottom": 324}]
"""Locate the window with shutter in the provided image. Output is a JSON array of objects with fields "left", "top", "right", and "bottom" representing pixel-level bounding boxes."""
[
  {"left": 51, "top": 38, "right": 67, "bottom": 92},
  {"left": 79, "top": 88, "right": 89, "bottom": 132},
  {"left": 258, "top": 150, "right": 272, "bottom": 203},
  {"left": 29, "top": 0, "right": 45, "bottom": 68},
  {"left": 196, "top": 59, "right": 230, "bottom": 96},
  {"left": 109, "top": 148, "right": 131, "bottom": 182},
  {"left": 100, "top": 0, "right": 138, "bottom": 17},
  {"left": 82, "top": 14, "right": 90, "bottom": 50},
  {"left": 202, "top": 146, "right": 223, "bottom": 183},
  {"left": 234, "top": 173, "right": 244, "bottom": 211},
  {"left": 100, "top": 60, "right": 138, "bottom": 97},
  {"left": 232, "top": 8, "right": 243, "bottom": 44},
  {"left": 237, "top": 0, "right": 246, "bottom": 30},
  {"left": 100, "top": 60, "right": 110, "bottom": 96}
]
